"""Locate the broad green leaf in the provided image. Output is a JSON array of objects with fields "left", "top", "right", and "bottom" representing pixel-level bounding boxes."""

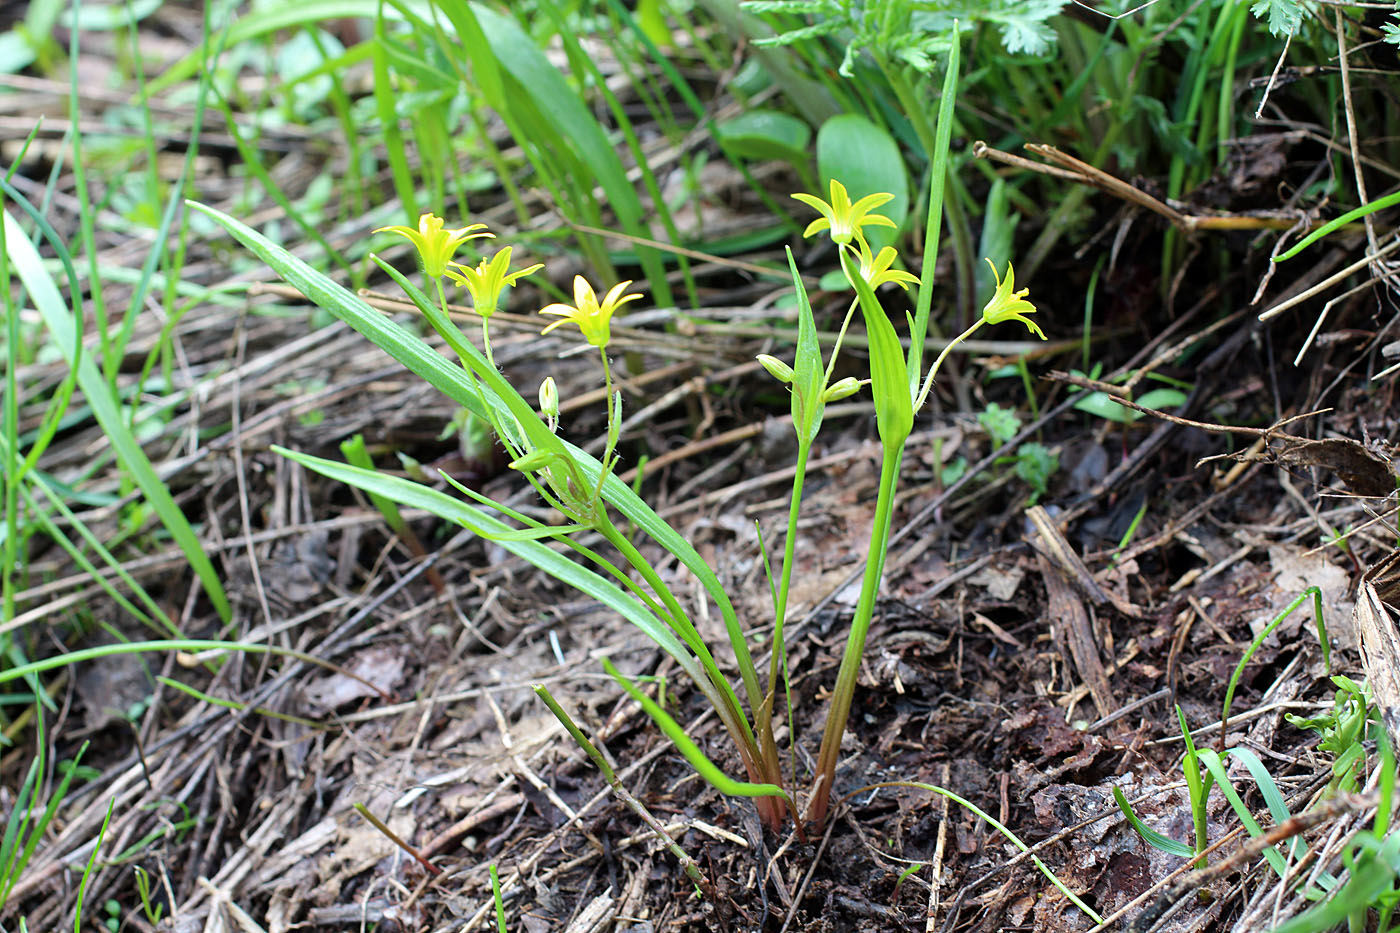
[
  {"left": 1136, "top": 387, "right": 1188, "bottom": 411},
  {"left": 1073, "top": 390, "right": 1136, "bottom": 423},
  {"left": 715, "top": 110, "right": 812, "bottom": 165},
  {"left": 469, "top": 3, "right": 670, "bottom": 304}
]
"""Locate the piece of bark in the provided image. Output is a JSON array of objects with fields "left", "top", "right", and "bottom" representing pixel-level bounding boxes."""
[
  {"left": 1357, "top": 570, "right": 1400, "bottom": 752},
  {"left": 1037, "top": 551, "right": 1116, "bottom": 719},
  {"left": 1027, "top": 504, "right": 1143, "bottom": 618}
]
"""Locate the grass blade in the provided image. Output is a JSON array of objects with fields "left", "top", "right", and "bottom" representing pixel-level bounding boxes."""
[
  {"left": 1112, "top": 786, "right": 1195, "bottom": 858},
  {"left": 3, "top": 204, "right": 229, "bottom": 622}
]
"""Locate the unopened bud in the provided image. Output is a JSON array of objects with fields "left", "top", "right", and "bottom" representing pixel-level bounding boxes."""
[
  {"left": 757, "top": 354, "right": 794, "bottom": 384},
  {"left": 821, "top": 376, "right": 863, "bottom": 403},
  {"left": 508, "top": 448, "right": 557, "bottom": 473},
  {"left": 539, "top": 377, "right": 559, "bottom": 419}
]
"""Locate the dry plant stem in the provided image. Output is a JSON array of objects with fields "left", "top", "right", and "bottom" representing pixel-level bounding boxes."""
[
  {"left": 352, "top": 803, "right": 442, "bottom": 876},
  {"left": 973, "top": 141, "right": 1369, "bottom": 235}
]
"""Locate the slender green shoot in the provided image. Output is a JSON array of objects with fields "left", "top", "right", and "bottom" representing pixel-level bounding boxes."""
[
  {"left": 1220, "top": 587, "right": 1328, "bottom": 741},
  {"left": 1275, "top": 190, "right": 1400, "bottom": 262},
  {"left": 73, "top": 798, "right": 115, "bottom": 933},
  {"left": 490, "top": 864, "right": 507, "bottom": 933}
]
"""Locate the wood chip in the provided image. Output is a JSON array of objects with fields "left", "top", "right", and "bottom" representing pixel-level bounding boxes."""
[{"left": 1037, "top": 551, "right": 1116, "bottom": 719}]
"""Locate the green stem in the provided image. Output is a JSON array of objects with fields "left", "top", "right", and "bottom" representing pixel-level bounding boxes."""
[
  {"left": 808, "top": 442, "right": 903, "bottom": 826},
  {"left": 915, "top": 319, "right": 983, "bottom": 411},
  {"left": 766, "top": 437, "right": 811, "bottom": 791},
  {"left": 595, "top": 347, "right": 617, "bottom": 505},
  {"left": 823, "top": 299, "right": 860, "bottom": 384},
  {"left": 597, "top": 513, "right": 782, "bottom": 827}
]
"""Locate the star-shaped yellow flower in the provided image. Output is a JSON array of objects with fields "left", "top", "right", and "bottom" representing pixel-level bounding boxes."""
[
  {"left": 539, "top": 276, "right": 643, "bottom": 348},
  {"left": 446, "top": 246, "right": 544, "bottom": 319},
  {"left": 791, "top": 179, "right": 897, "bottom": 247},
  {"left": 373, "top": 213, "right": 493, "bottom": 278},
  {"left": 981, "top": 260, "right": 1044, "bottom": 339},
  {"left": 854, "top": 237, "right": 919, "bottom": 291}
]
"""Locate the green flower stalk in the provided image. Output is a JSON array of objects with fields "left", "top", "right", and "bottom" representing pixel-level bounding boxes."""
[
  {"left": 915, "top": 259, "right": 1044, "bottom": 411},
  {"left": 538, "top": 276, "right": 645, "bottom": 508},
  {"left": 788, "top": 185, "right": 1048, "bottom": 827}
]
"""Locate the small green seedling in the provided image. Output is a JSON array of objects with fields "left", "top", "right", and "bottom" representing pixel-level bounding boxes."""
[{"left": 979, "top": 402, "right": 1060, "bottom": 504}]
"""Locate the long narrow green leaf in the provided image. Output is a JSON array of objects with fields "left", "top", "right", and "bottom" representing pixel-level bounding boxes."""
[
  {"left": 469, "top": 3, "right": 670, "bottom": 303},
  {"left": 274, "top": 448, "right": 715, "bottom": 696},
  {"left": 1112, "top": 787, "right": 1195, "bottom": 858},
  {"left": 187, "top": 201, "right": 490, "bottom": 421},
  {"left": 907, "top": 21, "right": 960, "bottom": 388},
  {"left": 1195, "top": 749, "right": 1289, "bottom": 878},
  {"left": 1275, "top": 190, "right": 1400, "bottom": 261},
  {"left": 863, "top": 781, "right": 1104, "bottom": 925},
  {"left": 4, "top": 207, "right": 229, "bottom": 622},
  {"left": 373, "top": 14, "right": 419, "bottom": 217},
  {"left": 602, "top": 658, "right": 788, "bottom": 801},
  {"left": 1222, "top": 588, "right": 1324, "bottom": 734}
]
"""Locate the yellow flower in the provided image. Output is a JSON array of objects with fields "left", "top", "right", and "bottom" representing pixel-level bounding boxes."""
[
  {"left": 791, "top": 179, "right": 897, "bottom": 247},
  {"left": 981, "top": 260, "right": 1044, "bottom": 339},
  {"left": 539, "top": 276, "right": 643, "bottom": 348},
  {"left": 373, "top": 213, "right": 493, "bottom": 278},
  {"left": 854, "top": 237, "right": 919, "bottom": 291},
  {"left": 445, "top": 247, "right": 544, "bottom": 319}
]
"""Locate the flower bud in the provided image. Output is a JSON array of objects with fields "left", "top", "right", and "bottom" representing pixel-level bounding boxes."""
[
  {"left": 508, "top": 448, "right": 558, "bottom": 473},
  {"left": 821, "top": 376, "right": 862, "bottom": 403},
  {"left": 756, "top": 353, "right": 795, "bottom": 384},
  {"left": 538, "top": 376, "right": 559, "bottom": 419}
]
